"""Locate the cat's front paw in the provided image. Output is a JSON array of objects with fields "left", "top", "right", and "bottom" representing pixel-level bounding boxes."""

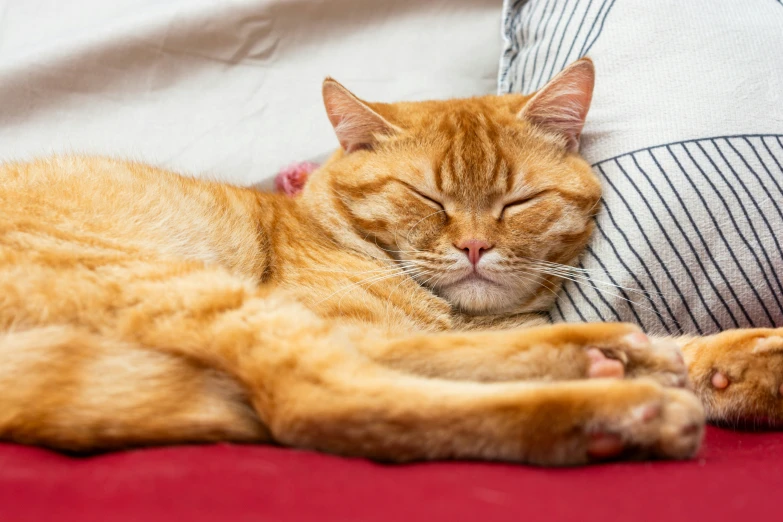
[
  {"left": 687, "top": 328, "right": 783, "bottom": 426},
  {"left": 550, "top": 323, "right": 688, "bottom": 387},
  {"left": 600, "top": 335, "right": 689, "bottom": 388},
  {"left": 584, "top": 381, "right": 704, "bottom": 462}
]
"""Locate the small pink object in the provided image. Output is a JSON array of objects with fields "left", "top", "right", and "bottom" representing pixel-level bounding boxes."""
[
  {"left": 711, "top": 371, "right": 729, "bottom": 389},
  {"left": 275, "top": 161, "right": 319, "bottom": 197}
]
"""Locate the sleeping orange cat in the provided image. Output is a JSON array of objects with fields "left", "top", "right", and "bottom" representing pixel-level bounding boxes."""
[{"left": 1, "top": 59, "right": 781, "bottom": 465}]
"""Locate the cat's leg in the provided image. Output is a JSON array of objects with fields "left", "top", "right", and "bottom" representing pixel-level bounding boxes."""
[
  {"left": 0, "top": 284, "right": 704, "bottom": 462},
  {"left": 360, "top": 323, "right": 688, "bottom": 387},
  {"left": 181, "top": 297, "right": 705, "bottom": 464},
  {"left": 151, "top": 295, "right": 703, "bottom": 464},
  {"left": 676, "top": 329, "right": 783, "bottom": 426},
  {"left": 0, "top": 326, "right": 269, "bottom": 451},
  {"left": 128, "top": 295, "right": 702, "bottom": 463},
  {"left": 263, "top": 361, "right": 704, "bottom": 465}
]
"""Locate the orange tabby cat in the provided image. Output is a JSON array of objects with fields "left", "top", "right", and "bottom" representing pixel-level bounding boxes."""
[{"left": 1, "top": 59, "right": 781, "bottom": 465}]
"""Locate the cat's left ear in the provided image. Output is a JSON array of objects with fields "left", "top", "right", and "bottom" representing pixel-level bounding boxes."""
[
  {"left": 322, "top": 78, "right": 399, "bottom": 153},
  {"left": 518, "top": 58, "right": 595, "bottom": 153}
]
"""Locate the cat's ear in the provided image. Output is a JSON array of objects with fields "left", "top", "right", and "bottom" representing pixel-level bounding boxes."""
[
  {"left": 322, "top": 78, "right": 398, "bottom": 153},
  {"left": 517, "top": 58, "right": 595, "bottom": 153}
]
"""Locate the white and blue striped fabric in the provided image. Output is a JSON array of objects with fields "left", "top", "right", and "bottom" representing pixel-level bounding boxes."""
[{"left": 499, "top": 0, "right": 783, "bottom": 335}]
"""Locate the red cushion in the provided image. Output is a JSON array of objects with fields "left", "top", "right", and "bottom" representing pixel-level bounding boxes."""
[{"left": 1, "top": 426, "right": 780, "bottom": 521}]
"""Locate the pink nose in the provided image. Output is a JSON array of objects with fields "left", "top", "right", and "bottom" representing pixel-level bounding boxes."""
[{"left": 455, "top": 238, "right": 493, "bottom": 266}]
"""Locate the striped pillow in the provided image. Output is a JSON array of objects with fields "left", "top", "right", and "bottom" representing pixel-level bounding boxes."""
[{"left": 499, "top": 0, "right": 783, "bottom": 335}]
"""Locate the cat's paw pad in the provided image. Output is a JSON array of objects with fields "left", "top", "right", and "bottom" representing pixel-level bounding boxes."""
[
  {"left": 589, "top": 332, "right": 688, "bottom": 388},
  {"left": 586, "top": 348, "right": 625, "bottom": 379},
  {"left": 711, "top": 371, "right": 729, "bottom": 389},
  {"left": 586, "top": 432, "right": 624, "bottom": 458},
  {"left": 692, "top": 329, "right": 783, "bottom": 426},
  {"left": 542, "top": 323, "right": 687, "bottom": 386}
]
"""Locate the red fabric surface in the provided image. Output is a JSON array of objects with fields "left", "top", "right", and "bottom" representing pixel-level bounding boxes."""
[{"left": 1, "top": 426, "right": 780, "bottom": 522}]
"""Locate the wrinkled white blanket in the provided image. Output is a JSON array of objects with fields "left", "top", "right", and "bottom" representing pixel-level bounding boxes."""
[{"left": 0, "top": 0, "right": 501, "bottom": 187}]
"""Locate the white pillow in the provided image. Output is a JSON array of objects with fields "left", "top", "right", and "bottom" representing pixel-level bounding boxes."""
[
  {"left": 500, "top": 0, "right": 783, "bottom": 335},
  {"left": 0, "top": 0, "right": 501, "bottom": 188}
]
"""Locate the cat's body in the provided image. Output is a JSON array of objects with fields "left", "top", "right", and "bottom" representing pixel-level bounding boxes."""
[{"left": 1, "top": 60, "right": 781, "bottom": 465}]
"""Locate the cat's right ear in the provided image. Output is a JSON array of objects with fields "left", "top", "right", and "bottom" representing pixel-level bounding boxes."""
[
  {"left": 517, "top": 58, "right": 595, "bottom": 153},
  {"left": 322, "top": 79, "right": 398, "bottom": 153}
]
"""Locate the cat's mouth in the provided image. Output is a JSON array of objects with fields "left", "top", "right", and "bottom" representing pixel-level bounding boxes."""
[
  {"left": 411, "top": 262, "right": 525, "bottom": 314},
  {"left": 461, "top": 272, "right": 496, "bottom": 283},
  {"left": 446, "top": 271, "right": 502, "bottom": 289},
  {"left": 432, "top": 270, "right": 517, "bottom": 315}
]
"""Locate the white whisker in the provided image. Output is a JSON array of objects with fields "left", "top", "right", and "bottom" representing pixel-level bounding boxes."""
[{"left": 526, "top": 266, "right": 665, "bottom": 320}]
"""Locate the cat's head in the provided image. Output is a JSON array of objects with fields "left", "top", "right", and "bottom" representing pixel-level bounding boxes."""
[{"left": 301, "top": 59, "right": 600, "bottom": 315}]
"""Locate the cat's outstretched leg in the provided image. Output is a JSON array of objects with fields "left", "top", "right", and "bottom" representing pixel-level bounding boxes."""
[
  {"left": 0, "top": 249, "right": 703, "bottom": 461},
  {"left": 0, "top": 283, "right": 705, "bottom": 462},
  {"left": 138, "top": 302, "right": 703, "bottom": 463},
  {"left": 678, "top": 328, "right": 783, "bottom": 426},
  {"left": 141, "top": 295, "right": 703, "bottom": 464},
  {"left": 361, "top": 323, "right": 688, "bottom": 387},
  {"left": 263, "top": 359, "right": 704, "bottom": 465}
]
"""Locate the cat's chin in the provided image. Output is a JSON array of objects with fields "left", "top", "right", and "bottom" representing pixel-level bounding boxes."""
[{"left": 434, "top": 276, "right": 522, "bottom": 315}]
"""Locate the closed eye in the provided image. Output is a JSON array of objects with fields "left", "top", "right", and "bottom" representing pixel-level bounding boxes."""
[
  {"left": 410, "top": 189, "right": 445, "bottom": 210},
  {"left": 396, "top": 180, "right": 444, "bottom": 210},
  {"left": 500, "top": 191, "right": 547, "bottom": 219}
]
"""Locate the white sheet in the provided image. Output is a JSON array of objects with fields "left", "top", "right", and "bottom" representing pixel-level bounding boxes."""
[{"left": 0, "top": 0, "right": 502, "bottom": 187}]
